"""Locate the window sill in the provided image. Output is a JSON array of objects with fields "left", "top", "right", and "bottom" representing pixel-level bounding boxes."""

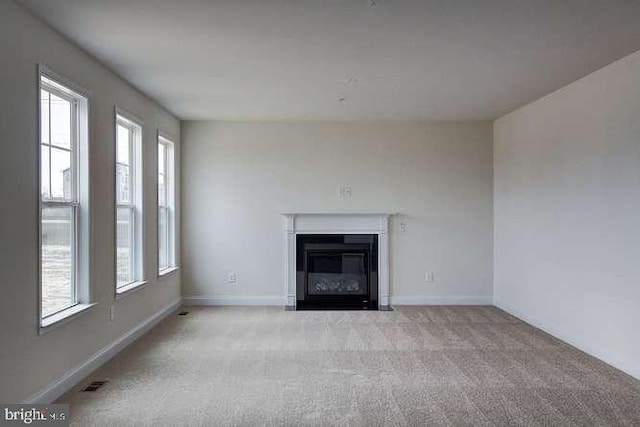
[
  {"left": 40, "top": 303, "right": 97, "bottom": 335},
  {"left": 115, "top": 280, "right": 148, "bottom": 299},
  {"left": 158, "top": 266, "right": 180, "bottom": 278}
]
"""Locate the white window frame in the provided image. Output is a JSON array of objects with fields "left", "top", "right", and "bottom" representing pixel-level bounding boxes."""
[
  {"left": 114, "top": 107, "right": 145, "bottom": 296},
  {"left": 158, "top": 133, "right": 177, "bottom": 275},
  {"left": 38, "top": 65, "right": 94, "bottom": 332}
]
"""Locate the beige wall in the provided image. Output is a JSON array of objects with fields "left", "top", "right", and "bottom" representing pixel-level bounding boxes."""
[
  {"left": 0, "top": 1, "right": 181, "bottom": 402},
  {"left": 182, "top": 121, "right": 493, "bottom": 304},
  {"left": 494, "top": 50, "right": 640, "bottom": 379}
]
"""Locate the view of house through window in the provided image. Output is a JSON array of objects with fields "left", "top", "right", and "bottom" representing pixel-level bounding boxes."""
[
  {"left": 116, "top": 112, "right": 142, "bottom": 289},
  {"left": 40, "top": 75, "right": 80, "bottom": 318},
  {"left": 158, "top": 136, "right": 175, "bottom": 272}
]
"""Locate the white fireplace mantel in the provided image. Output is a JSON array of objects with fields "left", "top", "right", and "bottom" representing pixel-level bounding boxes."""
[{"left": 282, "top": 213, "right": 393, "bottom": 308}]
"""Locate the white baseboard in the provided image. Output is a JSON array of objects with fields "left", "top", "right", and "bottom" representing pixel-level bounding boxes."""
[
  {"left": 24, "top": 299, "right": 182, "bottom": 404},
  {"left": 390, "top": 296, "right": 493, "bottom": 305},
  {"left": 182, "top": 295, "right": 284, "bottom": 306},
  {"left": 495, "top": 298, "right": 640, "bottom": 380},
  {"left": 183, "top": 295, "right": 492, "bottom": 306}
]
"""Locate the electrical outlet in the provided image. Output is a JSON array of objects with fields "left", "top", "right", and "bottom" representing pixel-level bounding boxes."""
[
  {"left": 400, "top": 222, "right": 407, "bottom": 232},
  {"left": 109, "top": 306, "right": 115, "bottom": 321},
  {"left": 228, "top": 272, "right": 237, "bottom": 285},
  {"left": 425, "top": 272, "right": 435, "bottom": 283},
  {"left": 339, "top": 185, "right": 352, "bottom": 198}
]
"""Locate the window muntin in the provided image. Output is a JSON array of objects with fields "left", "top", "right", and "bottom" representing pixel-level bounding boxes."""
[
  {"left": 40, "top": 74, "right": 84, "bottom": 319},
  {"left": 158, "top": 136, "right": 175, "bottom": 272},
  {"left": 115, "top": 113, "right": 142, "bottom": 289}
]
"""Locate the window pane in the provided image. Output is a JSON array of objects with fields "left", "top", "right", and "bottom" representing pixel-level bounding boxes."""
[
  {"left": 41, "top": 90, "right": 50, "bottom": 144},
  {"left": 117, "top": 124, "right": 130, "bottom": 165},
  {"left": 158, "top": 139, "right": 174, "bottom": 271},
  {"left": 116, "top": 207, "right": 133, "bottom": 286},
  {"left": 41, "top": 145, "right": 50, "bottom": 199},
  {"left": 41, "top": 206, "right": 75, "bottom": 317},
  {"left": 116, "top": 163, "right": 131, "bottom": 203},
  {"left": 158, "top": 207, "right": 168, "bottom": 270},
  {"left": 50, "top": 93, "right": 71, "bottom": 149},
  {"left": 158, "top": 173, "right": 166, "bottom": 206},
  {"left": 50, "top": 146, "right": 72, "bottom": 200},
  {"left": 158, "top": 143, "right": 166, "bottom": 206},
  {"left": 158, "top": 143, "right": 165, "bottom": 174}
]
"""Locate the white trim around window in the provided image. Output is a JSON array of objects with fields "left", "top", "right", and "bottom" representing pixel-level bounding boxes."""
[
  {"left": 157, "top": 132, "right": 177, "bottom": 275},
  {"left": 114, "top": 107, "right": 146, "bottom": 296},
  {"left": 38, "top": 64, "right": 94, "bottom": 333}
]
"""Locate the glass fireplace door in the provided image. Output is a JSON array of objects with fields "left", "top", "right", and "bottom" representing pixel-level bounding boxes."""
[{"left": 306, "top": 251, "right": 368, "bottom": 296}]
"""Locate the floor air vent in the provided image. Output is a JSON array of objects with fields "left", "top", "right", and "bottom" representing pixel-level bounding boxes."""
[
  {"left": 83, "top": 380, "right": 108, "bottom": 392},
  {"left": 178, "top": 311, "right": 189, "bottom": 316}
]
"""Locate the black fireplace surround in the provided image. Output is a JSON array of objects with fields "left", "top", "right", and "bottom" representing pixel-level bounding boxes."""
[{"left": 296, "top": 234, "right": 378, "bottom": 310}]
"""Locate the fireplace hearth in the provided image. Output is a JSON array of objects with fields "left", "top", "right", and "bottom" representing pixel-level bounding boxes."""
[{"left": 296, "top": 234, "right": 378, "bottom": 310}]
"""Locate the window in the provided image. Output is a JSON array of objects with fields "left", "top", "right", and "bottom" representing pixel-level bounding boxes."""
[
  {"left": 39, "top": 67, "right": 91, "bottom": 327},
  {"left": 115, "top": 109, "right": 143, "bottom": 291},
  {"left": 158, "top": 135, "right": 176, "bottom": 273}
]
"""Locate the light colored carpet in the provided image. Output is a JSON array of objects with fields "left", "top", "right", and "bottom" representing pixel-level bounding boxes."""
[{"left": 58, "top": 306, "right": 640, "bottom": 426}]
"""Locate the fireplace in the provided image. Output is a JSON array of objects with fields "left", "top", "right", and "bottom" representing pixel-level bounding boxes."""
[
  {"left": 283, "top": 213, "right": 391, "bottom": 309},
  {"left": 296, "top": 234, "right": 378, "bottom": 310}
]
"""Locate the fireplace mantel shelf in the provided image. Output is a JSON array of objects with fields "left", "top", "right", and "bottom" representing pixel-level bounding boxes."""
[
  {"left": 282, "top": 213, "right": 392, "bottom": 308},
  {"left": 280, "top": 212, "right": 397, "bottom": 218},
  {"left": 281, "top": 212, "right": 396, "bottom": 216}
]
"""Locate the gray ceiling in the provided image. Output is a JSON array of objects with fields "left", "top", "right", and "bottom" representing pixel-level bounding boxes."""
[{"left": 19, "top": 0, "right": 640, "bottom": 121}]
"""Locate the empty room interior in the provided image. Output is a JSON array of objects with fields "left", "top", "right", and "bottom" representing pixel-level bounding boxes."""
[{"left": 2, "top": 0, "right": 640, "bottom": 425}]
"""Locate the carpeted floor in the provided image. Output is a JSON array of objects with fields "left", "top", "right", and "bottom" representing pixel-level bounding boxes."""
[{"left": 58, "top": 306, "right": 640, "bottom": 426}]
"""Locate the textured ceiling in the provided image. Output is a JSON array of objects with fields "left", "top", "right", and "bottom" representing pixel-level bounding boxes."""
[{"left": 19, "top": 0, "right": 640, "bottom": 120}]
